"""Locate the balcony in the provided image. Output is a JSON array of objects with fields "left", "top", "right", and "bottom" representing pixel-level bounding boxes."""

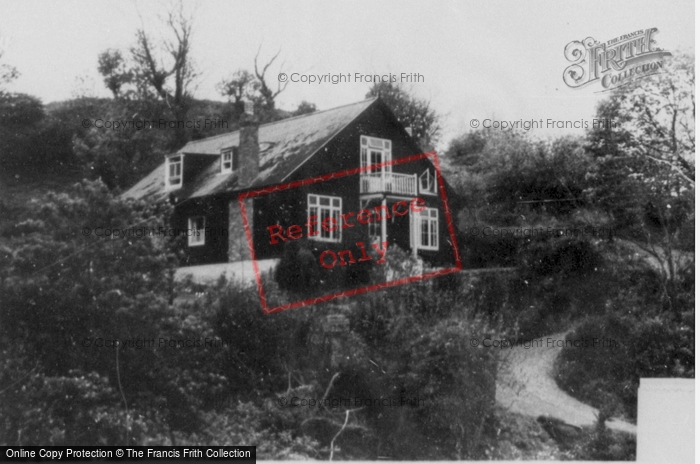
[{"left": 360, "top": 172, "right": 417, "bottom": 196}]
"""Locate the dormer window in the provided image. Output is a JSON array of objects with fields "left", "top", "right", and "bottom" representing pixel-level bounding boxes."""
[
  {"left": 220, "top": 148, "right": 237, "bottom": 174},
  {"left": 419, "top": 168, "right": 437, "bottom": 195},
  {"left": 166, "top": 155, "right": 182, "bottom": 190}
]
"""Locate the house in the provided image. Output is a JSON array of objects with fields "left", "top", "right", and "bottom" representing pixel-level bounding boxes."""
[{"left": 123, "top": 98, "right": 459, "bottom": 269}]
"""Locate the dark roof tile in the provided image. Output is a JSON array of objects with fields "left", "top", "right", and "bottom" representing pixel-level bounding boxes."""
[{"left": 123, "top": 98, "right": 376, "bottom": 201}]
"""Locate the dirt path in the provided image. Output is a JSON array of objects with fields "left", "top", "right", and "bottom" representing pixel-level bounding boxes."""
[{"left": 495, "top": 332, "right": 637, "bottom": 435}]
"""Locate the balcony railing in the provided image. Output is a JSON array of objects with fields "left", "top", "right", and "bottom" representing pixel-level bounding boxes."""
[{"left": 360, "top": 172, "right": 417, "bottom": 196}]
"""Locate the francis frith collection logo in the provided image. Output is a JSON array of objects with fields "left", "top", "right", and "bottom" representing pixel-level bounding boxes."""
[{"left": 563, "top": 27, "right": 672, "bottom": 90}]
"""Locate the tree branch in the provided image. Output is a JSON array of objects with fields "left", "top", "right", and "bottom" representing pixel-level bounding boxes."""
[{"left": 329, "top": 410, "right": 350, "bottom": 461}]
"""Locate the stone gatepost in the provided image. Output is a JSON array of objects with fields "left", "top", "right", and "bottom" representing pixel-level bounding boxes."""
[{"left": 308, "top": 307, "right": 352, "bottom": 369}]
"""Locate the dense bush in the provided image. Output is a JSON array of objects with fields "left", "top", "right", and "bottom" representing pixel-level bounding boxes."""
[
  {"left": 555, "top": 309, "right": 694, "bottom": 421},
  {"left": 0, "top": 181, "right": 227, "bottom": 444},
  {"left": 505, "top": 236, "right": 609, "bottom": 339},
  {"left": 274, "top": 239, "right": 320, "bottom": 292},
  {"left": 342, "top": 251, "right": 503, "bottom": 459},
  {"left": 209, "top": 276, "right": 322, "bottom": 396},
  {"left": 519, "top": 235, "right": 603, "bottom": 278},
  {"left": 459, "top": 229, "right": 522, "bottom": 268},
  {"left": 274, "top": 238, "right": 375, "bottom": 298}
]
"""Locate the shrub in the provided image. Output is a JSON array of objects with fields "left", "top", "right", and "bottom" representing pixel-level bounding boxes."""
[
  {"left": 555, "top": 310, "right": 694, "bottom": 421},
  {"left": 404, "top": 317, "right": 498, "bottom": 459},
  {"left": 171, "top": 402, "right": 320, "bottom": 459},
  {"left": 274, "top": 239, "right": 320, "bottom": 293},
  {"left": 459, "top": 229, "right": 522, "bottom": 268},
  {"left": 345, "top": 269, "right": 503, "bottom": 459},
  {"left": 520, "top": 236, "right": 602, "bottom": 278}
]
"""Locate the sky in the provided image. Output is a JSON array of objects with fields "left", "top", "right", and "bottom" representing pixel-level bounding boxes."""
[{"left": 0, "top": 0, "right": 695, "bottom": 150}]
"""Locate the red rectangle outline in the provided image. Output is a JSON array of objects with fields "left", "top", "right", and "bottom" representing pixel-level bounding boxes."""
[{"left": 239, "top": 151, "right": 462, "bottom": 314}]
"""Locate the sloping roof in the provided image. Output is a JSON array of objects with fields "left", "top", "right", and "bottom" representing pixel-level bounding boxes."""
[{"left": 123, "top": 98, "right": 377, "bottom": 201}]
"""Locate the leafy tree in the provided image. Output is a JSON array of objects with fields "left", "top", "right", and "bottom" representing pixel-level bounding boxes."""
[
  {"left": 366, "top": 81, "right": 441, "bottom": 151},
  {"left": 217, "top": 47, "right": 293, "bottom": 122},
  {"left": 0, "top": 93, "right": 95, "bottom": 174},
  {"left": 445, "top": 128, "right": 592, "bottom": 225},
  {"left": 0, "top": 92, "right": 44, "bottom": 127},
  {"left": 97, "top": 50, "right": 134, "bottom": 99},
  {"left": 0, "top": 180, "right": 204, "bottom": 444},
  {"left": 0, "top": 92, "right": 45, "bottom": 170},
  {"left": 585, "top": 52, "right": 695, "bottom": 314},
  {"left": 72, "top": 100, "right": 171, "bottom": 189},
  {"left": 291, "top": 100, "right": 317, "bottom": 117},
  {"left": 619, "top": 52, "right": 694, "bottom": 185},
  {"left": 217, "top": 69, "right": 256, "bottom": 107},
  {"left": 0, "top": 41, "right": 19, "bottom": 93},
  {"left": 444, "top": 130, "right": 489, "bottom": 169}
]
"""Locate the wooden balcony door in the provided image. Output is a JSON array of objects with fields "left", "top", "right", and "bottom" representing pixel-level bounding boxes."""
[{"left": 361, "top": 136, "right": 392, "bottom": 187}]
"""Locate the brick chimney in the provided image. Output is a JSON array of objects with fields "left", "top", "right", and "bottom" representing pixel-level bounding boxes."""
[{"left": 239, "top": 100, "right": 259, "bottom": 186}]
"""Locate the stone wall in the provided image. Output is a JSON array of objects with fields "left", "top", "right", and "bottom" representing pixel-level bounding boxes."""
[{"left": 228, "top": 198, "right": 254, "bottom": 262}]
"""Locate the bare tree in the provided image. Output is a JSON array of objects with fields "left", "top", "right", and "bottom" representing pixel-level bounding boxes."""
[
  {"left": 95, "top": 2, "right": 198, "bottom": 145},
  {"left": 217, "top": 45, "right": 289, "bottom": 121},
  {"left": 253, "top": 45, "right": 288, "bottom": 114},
  {"left": 130, "top": 3, "right": 198, "bottom": 145}
]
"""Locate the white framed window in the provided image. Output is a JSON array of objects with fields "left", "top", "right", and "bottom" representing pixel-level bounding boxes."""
[
  {"left": 419, "top": 168, "right": 437, "bottom": 195},
  {"left": 360, "top": 136, "right": 392, "bottom": 175},
  {"left": 220, "top": 148, "right": 236, "bottom": 173},
  {"left": 418, "top": 208, "right": 439, "bottom": 250},
  {"left": 308, "top": 194, "right": 342, "bottom": 243},
  {"left": 188, "top": 216, "right": 206, "bottom": 247},
  {"left": 166, "top": 155, "right": 183, "bottom": 190}
]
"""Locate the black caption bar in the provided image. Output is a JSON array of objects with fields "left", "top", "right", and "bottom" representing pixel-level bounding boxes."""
[{"left": 1, "top": 447, "right": 256, "bottom": 462}]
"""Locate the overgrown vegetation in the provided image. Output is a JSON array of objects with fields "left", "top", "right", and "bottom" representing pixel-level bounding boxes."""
[
  {"left": 442, "top": 52, "right": 694, "bottom": 452},
  {"left": 554, "top": 255, "right": 694, "bottom": 422},
  {"left": 0, "top": 199, "right": 505, "bottom": 459},
  {"left": 0, "top": 7, "right": 693, "bottom": 457}
]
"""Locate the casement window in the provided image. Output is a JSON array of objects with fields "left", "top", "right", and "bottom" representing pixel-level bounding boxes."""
[
  {"left": 419, "top": 168, "right": 437, "bottom": 195},
  {"left": 166, "top": 155, "right": 183, "bottom": 189},
  {"left": 308, "top": 194, "right": 342, "bottom": 243},
  {"left": 188, "top": 216, "right": 206, "bottom": 247},
  {"left": 221, "top": 148, "right": 237, "bottom": 173},
  {"left": 360, "top": 136, "right": 392, "bottom": 175},
  {"left": 418, "top": 208, "right": 439, "bottom": 250}
]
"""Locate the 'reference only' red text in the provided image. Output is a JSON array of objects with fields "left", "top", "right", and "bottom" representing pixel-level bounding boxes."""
[{"left": 267, "top": 197, "right": 427, "bottom": 245}]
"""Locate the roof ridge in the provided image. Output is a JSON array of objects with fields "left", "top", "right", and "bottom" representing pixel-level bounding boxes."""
[
  {"left": 180, "top": 97, "right": 378, "bottom": 149},
  {"left": 259, "top": 97, "right": 378, "bottom": 128}
]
